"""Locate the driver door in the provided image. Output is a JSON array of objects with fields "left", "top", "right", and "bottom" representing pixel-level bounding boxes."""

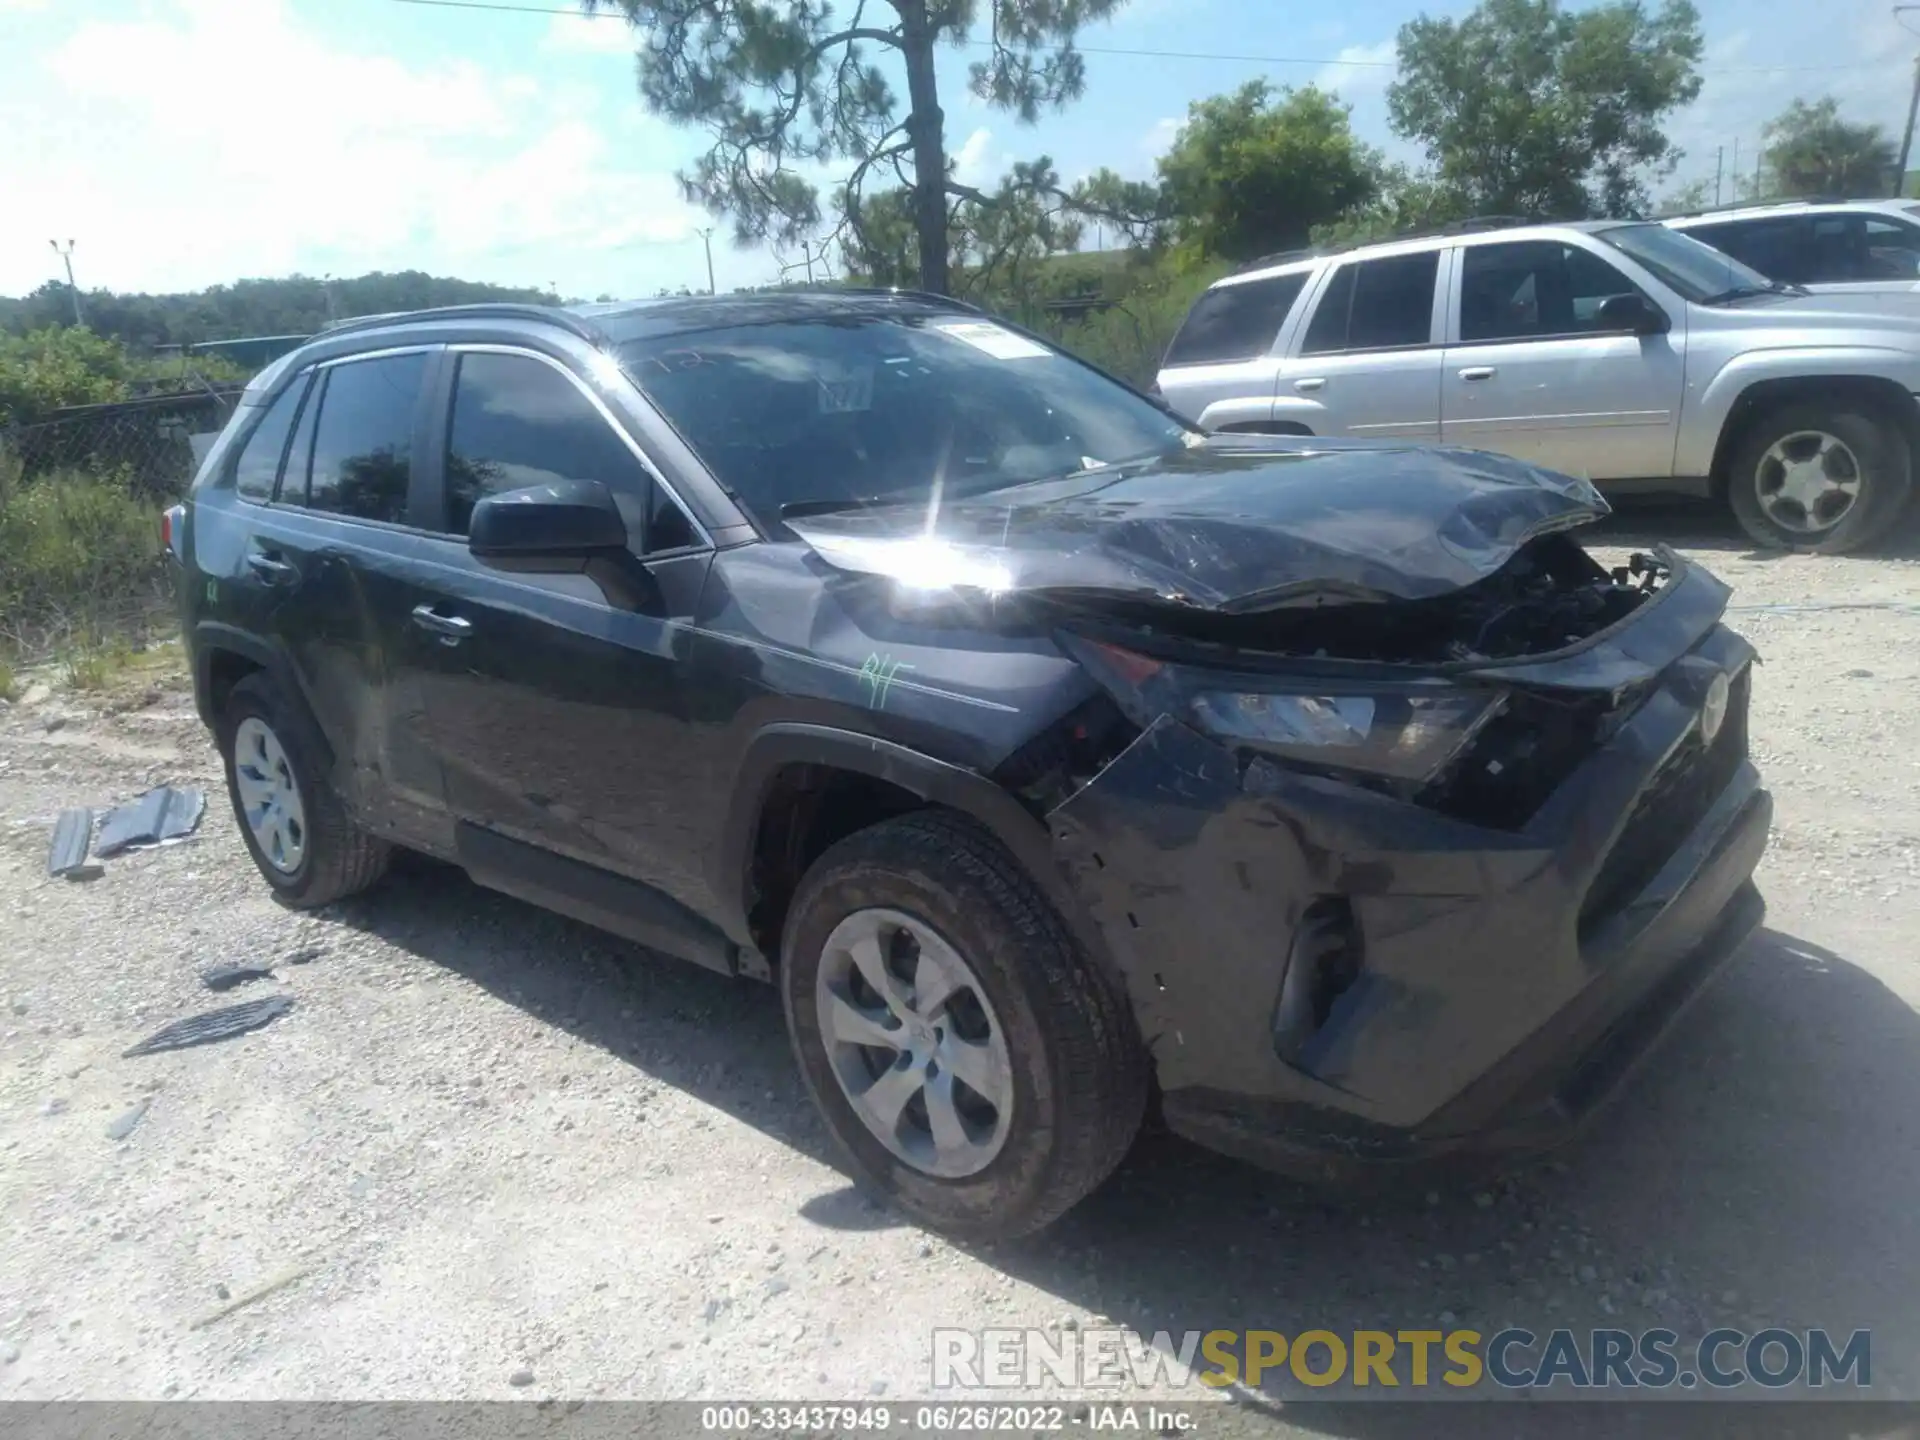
[{"left": 404, "top": 345, "right": 722, "bottom": 937}]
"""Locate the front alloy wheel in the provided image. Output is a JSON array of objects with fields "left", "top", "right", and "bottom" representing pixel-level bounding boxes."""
[{"left": 814, "top": 907, "right": 1014, "bottom": 1179}]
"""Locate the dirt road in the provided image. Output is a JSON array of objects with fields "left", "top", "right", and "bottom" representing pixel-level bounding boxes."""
[{"left": 3, "top": 508, "right": 1919, "bottom": 1425}]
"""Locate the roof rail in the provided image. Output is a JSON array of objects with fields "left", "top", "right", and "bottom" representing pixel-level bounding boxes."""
[
  {"left": 1657, "top": 194, "right": 1851, "bottom": 221},
  {"left": 1231, "top": 214, "right": 1543, "bottom": 276},
  {"left": 318, "top": 302, "right": 603, "bottom": 344}
]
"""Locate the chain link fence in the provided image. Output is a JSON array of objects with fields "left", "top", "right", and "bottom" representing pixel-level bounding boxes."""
[
  {"left": 0, "top": 386, "right": 242, "bottom": 499},
  {"left": 1, "top": 387, "right": 241, "bottom": 663}
]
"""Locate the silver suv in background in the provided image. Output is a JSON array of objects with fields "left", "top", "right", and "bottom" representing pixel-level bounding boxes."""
[
  {"left": 1664, "top": 198, "right": 1920, "bottom": 292},
  {"left": 1155, "top": 219, "right": 1920, "bottom": 553}
]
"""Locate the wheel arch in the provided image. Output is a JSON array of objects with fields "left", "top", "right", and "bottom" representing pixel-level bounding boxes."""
[
  {"left": 716, "top": 723, "right": 1092, "bottom": 975},
  {"left": 1703, "top": 372, "right": 1920, "bottom": 494},
  {"left": 192, "top": 623, "right": 335, "bottom": 771}
]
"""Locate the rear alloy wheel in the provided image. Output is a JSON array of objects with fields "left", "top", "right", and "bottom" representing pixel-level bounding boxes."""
[
  {"left": 781, "top": 812, "right": 1148, "bottom": 1240},
  {"left": 219, "top": 672, "right": 391, "bottom": 907},
  {"left": 1727, "top": 403, "right": 1912, "bottom": 554}
]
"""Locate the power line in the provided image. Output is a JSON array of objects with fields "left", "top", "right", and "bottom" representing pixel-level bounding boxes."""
[{"left": 385, "top": 0, "right": 1896, "bottom": 73}]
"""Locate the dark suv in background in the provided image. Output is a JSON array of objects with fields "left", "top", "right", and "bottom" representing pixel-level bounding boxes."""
[{"left": 172, "top": 296, "right": 1770, "bottom": 1237}]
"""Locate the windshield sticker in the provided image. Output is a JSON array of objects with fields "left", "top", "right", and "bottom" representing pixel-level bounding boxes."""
[
  {"left": 817, "top": 367, "right": 875, "bottom": 414},
  {"left": 931, "top": 320, "right": 1051, "bottom": 361}
]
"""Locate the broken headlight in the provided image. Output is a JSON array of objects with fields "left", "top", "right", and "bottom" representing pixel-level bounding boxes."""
[
  {"left": 1189, "top": 686, "right": 1503, "bottom": 782},
  {"left": 1064, "top": 636, "right": 1504, "bottom": 784}
]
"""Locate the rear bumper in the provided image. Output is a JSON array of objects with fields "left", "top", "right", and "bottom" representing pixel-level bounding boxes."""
[{"left": 1048, "top": 590, "right": 1769, "bottom": 1178}]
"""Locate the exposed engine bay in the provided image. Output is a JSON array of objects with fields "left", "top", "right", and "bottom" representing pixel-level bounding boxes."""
[
  {"left": 998, "top": 540, "right": 1675, "bottom": 830},
  {"left": 1083, "top": 536, "right": 1670, "bottom": 666}
]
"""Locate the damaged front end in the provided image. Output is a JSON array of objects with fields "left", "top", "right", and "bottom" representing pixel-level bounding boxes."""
[{"left": 998, "top": 536, "right": 1769, "bottom": 1176}]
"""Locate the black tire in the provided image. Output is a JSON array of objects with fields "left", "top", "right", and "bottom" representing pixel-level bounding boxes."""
[
  {"left": 218, "top": 672, "right": 390, "bottom": 907},
  {"left": 1725, "top": 401, "right": 1912, "bottom": 554},
  {"left": 780, "top": 811, "right": 1149, "bottom": 1241}
]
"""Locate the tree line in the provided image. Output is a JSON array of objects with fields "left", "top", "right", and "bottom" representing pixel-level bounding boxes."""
[
  {"left": 0, "top": 271, "right": 556, "bottom": 353},
  {"left": 2, "top": 0, "right": 1904, "bottom": 364},
  {"left": 590, "top": 0, "right": 1906, "bottom": 285}
]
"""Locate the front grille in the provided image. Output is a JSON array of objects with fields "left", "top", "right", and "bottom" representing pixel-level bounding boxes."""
[
  {"left": 1422, "top": 689, "right": 1613, "bottom": 830},
  {"left": 1578, "top": 668, "right": 1750, "bottom": 933}
]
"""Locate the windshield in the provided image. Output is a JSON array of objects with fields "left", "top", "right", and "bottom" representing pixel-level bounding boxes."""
[
  {"left": 1597, "top": 223, "right": 1780, "bottom": 303},
  {"left": 618, "top": 312, "right": 1192, "bottom": 532}
]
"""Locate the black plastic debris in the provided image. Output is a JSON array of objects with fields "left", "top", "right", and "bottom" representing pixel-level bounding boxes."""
[
  {"left": 95, "top": 786, "right": 205, "bottom": 858},
  {"left": 47, "top": 808, "right": 93, "bottom": 878},
  {"left": 122, "top": 994, "right": 293, "bottom": 1058},
  {"left": 199, "top": 962, "right": 275, "bottom": 992}
]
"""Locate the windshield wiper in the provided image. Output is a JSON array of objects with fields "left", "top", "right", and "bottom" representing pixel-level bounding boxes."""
[
  {"left": 779, "top": 495, "right": 896, "bottom": 519},
  {"left": 1702, "top": 282, "right": 1795, "bottom": 304}
]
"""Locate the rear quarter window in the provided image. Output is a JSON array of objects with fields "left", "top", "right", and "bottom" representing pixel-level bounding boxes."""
[
  {"left": 230, "top": 376, "right": 309, "bottom": 503},
  {"left": 1163, "top": 273, "right": 1308, "bottom": 367}
]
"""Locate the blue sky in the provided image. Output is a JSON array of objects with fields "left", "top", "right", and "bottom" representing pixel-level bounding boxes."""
[{"left": 0, "top": 0, "right": 1912, "bottom": 301}]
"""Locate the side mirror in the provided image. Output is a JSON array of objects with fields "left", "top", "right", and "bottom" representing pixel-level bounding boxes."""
[
  {"left": 1597, "top": 293, "right": 1670, "bottom": 336},
  {"left": 468, "top": 480, "right": 627, "bottom": 574}
]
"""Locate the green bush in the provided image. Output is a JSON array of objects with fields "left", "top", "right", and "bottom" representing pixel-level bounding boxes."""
[
  {"left": 0, "top": 454, "right": 164, "bottom": 651},
  {"left": 1031, "top": 260, "right": 1226, "bottom": 389}
]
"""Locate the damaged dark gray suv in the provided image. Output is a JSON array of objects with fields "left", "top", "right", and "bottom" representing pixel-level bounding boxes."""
[{"left": 170, "top": 292, "right": 1771, "bottom": 1239}]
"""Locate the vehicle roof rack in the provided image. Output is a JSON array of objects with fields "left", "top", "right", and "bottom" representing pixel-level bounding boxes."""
[
  {"left": 1232, "top": 214, "right": 1543, "bottom": 275},
  {"left": 1657, "top": 194, "right": 1851, "bottom": 220},
  {"left": 318, "top": 302, "right": 604, "bottom": 344}
]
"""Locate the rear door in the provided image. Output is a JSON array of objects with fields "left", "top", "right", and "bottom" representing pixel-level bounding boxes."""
[
  {"left": 1155, "top": 269, "right": 1311, "bottom": 430},
  {"left": 1440, "top": 238, "right": 1685, "bottom": 480},
  {"left": 403, "top": 345, "right": 724, "bottom": 960},
  {"left": 1272, "top": 249, "right": 1445, "bottom": 439},
  {"left": 245, "top": 345, "right": 453, "bottom": 848}
]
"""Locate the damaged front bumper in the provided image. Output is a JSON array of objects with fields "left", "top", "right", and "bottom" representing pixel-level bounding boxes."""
[{"left": 1047, "top": 559, "right": 1770, "bottom": 1178}]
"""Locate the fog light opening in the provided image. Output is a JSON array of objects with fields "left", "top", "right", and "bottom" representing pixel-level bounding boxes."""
[{"left": 1272, "top": 896, "right": 1361, "bottom": 1065}]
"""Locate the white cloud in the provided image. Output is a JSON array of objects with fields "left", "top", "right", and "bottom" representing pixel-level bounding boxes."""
[
  {"left": 1143, "top": 116, "right": 1181, "bottom": 162},
  {"left": 953, "top": 126, "right": 999, "bottom": 186},
  {"left": 1313, "top": 40, "right": 1396, "bottom": 101},
  {"left": 1, "top": 0, "right": 703, "bottom": 297},
  {"left": 542, "top": 10, "right": 637, "bottom": 55}
]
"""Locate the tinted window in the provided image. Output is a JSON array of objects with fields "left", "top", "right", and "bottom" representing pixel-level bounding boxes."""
[
  {"left": 618, "top": 314, "right": 1191, "bottom": 534},
  {"left": 1301, "top": 253, "right": 1438, "bottom": 354},
  {"left": 305, "top": 353, "right": 428, "bottom": 523},
  {"left": 1800, "top": 213, "right": 1920, "bottom": 281},
  {"left": 1689, "top": 219, "right": 1808, "bottom": 282},
  {"left": 1460, "top": 241, "right": 1650, "bottom": 341},
  {"left": 1301, "top": 264, "right": 1355, "bottom": 354},
  {"left": 1865, "top": 218, "right": 1920, "bottom": 278},
  {"left": 444, "top": 352, "right": 693, "bottom": 549},
  {"left": 231, "top": 376, "right": 307, "bottom": 503},
  {"left": 1164, "top": 273, "right": 1308, "bottom": 367}
]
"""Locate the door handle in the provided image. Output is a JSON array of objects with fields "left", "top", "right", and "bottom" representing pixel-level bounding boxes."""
[
  {"left": 411, "top": 605, "right": 473, "bottom": 645},
  {"left": 1293, "top": 377, "right": 1326, "bottom": 392},
  {"left": 245, "top": 552, "right": 296, "bottom": 584},
  {"left": 1458, "top": 366, "right": 1497, "bottom": 381}
]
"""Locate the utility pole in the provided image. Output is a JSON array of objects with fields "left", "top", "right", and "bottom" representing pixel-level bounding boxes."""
[
  {"left": 1900, "top": 52, "right": 1920, "bottom": 195},
  {"left": 1714, "top": 146, "right": 1724, "bottom": 206},
  {"left": 48, "top": 239, "right": 83, "bottom": 327},
  {"left": 1731, "top": 138, "right": 1741, "bottom": 201},
  {"left": 696, "top": 227, "right": 715, "bottom": 294},
  {"left": 1898, "top": 9, "right": 1920, "bottom": 195}
]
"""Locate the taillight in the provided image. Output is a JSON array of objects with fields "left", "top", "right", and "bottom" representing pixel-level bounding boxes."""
[
  {"left": 159, "top": 510, "right": 171, "bottom": 549},
  {"left": 161, "top": 503, "right": 184, "bottom": 558}
]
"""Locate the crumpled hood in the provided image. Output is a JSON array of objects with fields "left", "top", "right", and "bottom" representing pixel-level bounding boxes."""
[{"left": 786, "top": 437, "right": 1609, "bottom": 611}]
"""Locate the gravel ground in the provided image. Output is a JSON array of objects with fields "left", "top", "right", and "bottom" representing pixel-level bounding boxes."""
[{"left": 2, "top": 506, "right": 1919, "bottom": 1430}]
